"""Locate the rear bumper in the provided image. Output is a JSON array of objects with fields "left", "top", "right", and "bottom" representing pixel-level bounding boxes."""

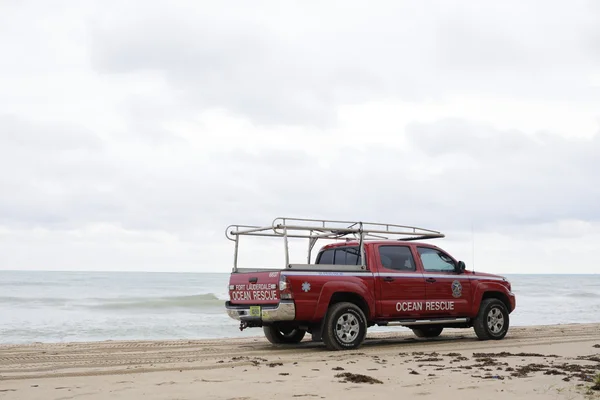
[{"left": 225, "top": 300, "right": 296, "bottom": 322}]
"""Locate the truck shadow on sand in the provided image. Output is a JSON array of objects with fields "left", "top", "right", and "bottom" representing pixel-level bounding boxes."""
[{"left": 249, "top": 333, "right": 485, "bottom": 352}]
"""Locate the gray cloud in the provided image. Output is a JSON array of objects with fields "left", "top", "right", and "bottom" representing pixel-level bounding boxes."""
[
  {"left": 1, "top": 114, "right": 103, "bottom": 151},
  {"left": 0, "top": 114, "right": 113, "bottom": 229},
  {"left": 88, "top": 0, "right": 600, "bottom": 126},
  {"left": 405, "top": 119, "right": 600, "bottom": 226},
  {"left": 2, "top": 110, "right": 599, "bottom": 238}
]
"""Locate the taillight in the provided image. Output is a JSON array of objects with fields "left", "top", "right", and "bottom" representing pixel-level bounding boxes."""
[{"left": 279, "top": 275, "right": 293, "bottom": 299}]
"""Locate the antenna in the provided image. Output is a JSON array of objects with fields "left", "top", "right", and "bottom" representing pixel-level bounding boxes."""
[{"left": 471, "top": 222, "right": 475, "bottom": 273}]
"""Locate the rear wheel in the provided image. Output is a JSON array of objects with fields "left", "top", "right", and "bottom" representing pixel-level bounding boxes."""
[
  {"left": 473, "top": 298, "right": 509, "bottom": 340},
  {"left": 411, "top": 326, "right": 443, "bottom": 338},
  {"left": 322, "top": 302, "right": 367, "bottom": 350},
  {"left": 263, "top": 325, "right": 306, "bottom": 344}
]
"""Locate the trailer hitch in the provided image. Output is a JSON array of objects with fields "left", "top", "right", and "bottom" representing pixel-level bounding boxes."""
[{"left": 239, "top": 321, "right": 248, "bottom": 331}]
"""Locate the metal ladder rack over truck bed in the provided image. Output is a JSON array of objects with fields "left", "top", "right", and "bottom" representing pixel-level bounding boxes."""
[{"left": 225, "top": 217, "right": 445, "bottom": 272}]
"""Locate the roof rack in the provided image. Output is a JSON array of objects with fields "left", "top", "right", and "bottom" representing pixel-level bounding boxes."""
[
  {"left": 225, "top": 217, "right": 444, "bottom": 272},
  {"left": 226, "top": 217, "right": 444, "bottom": 241}
]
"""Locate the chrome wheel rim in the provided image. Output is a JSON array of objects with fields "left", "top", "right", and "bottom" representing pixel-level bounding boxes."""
[
  {"left": 487, "top": 307, "right": 505, "bottom": 334},
  {"left": 335, "top": 313, "right": 360, "bottom": 343},
  {"left": 281, "top": 329, "right": 298, "bottom": 338}
]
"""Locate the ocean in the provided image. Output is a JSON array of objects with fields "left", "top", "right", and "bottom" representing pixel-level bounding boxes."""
[{"left": 0, "top": 271, "right": 599, "bottom": 345}]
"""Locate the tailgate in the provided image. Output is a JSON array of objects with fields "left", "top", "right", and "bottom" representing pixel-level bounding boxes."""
[{"left": 228, "top": 271, "right": 281, "bottom": 305}]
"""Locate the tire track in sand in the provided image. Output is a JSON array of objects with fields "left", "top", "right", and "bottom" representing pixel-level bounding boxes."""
[{"left": 1, "top": 323, "right": 598, "bottom": 381}]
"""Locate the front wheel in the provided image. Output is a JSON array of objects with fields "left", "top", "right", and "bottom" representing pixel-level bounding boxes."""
[
  {"left": 412, "top": 326, "right": 443, "bottom": 338},
  {"left": 321, "top": 302, "right": 368, "bottom": 351},
  {"left": 473, "top": 298, "right": 509, "bottom": 340},
  {"left": 263, "top": 325, "right": 306, "bottom": 344}
]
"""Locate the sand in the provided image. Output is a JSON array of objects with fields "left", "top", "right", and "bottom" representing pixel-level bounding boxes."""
[{"left": 1, "top": 323, "right": 599, "bottom": 399}]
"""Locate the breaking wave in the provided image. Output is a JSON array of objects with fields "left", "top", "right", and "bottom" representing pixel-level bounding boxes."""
[
  {"left": 0, "top": 294, "right": 228, "bottom": 311},
  {"left": 91, "top": 294, "right": 226, "bottom": 311},
  {"left": 566, "top": 291, "right": 600, "bottom": 299},
  {"left": 0, "top": 296, "right": 71, "bottom": 306}
]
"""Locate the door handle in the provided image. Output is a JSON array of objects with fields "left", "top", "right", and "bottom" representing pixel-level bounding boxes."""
[
  {"left": 248, "top": 277, "right": 258, "bottom": 283},
  {"left": 426, "top": 278, "right": 436, "bottom": 283},
  {"left": 382, "top": 276, "right": 395, "bottom": 282}
]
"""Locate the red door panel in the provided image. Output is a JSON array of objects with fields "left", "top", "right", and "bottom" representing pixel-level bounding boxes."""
[
  {"left": 374, "top": 244, "right": 426, "bottom": 319},
  {"left": 416, "top": 246, "right": 471, "bottom": 316}
]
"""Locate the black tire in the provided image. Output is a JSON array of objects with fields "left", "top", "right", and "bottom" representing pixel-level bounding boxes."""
[
  {"left": 473, "top": 298, "right": 509, "bottom": 340},
  {"left": 412, "top": 326, "right": 443, "bottom": 338},
  {"left": 263, "top": 325, "right": 306, "bottom": 344},
  {"left": 321, "top": 302, "right": 368, "bottom": 351}
]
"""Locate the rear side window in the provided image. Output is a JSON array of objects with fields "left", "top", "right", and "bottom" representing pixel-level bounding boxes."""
[
  {"left": 335, "top": 247, "right": 361, "bottom": 265},
  {"left": 316, "top": 246, "right": 362, "bottom": 265},
  {"left": 318, "top": 249, "right": 335, "bottom": 264},
  {"left": 378, "top": 245, "right": 416, "bottom": 271}
]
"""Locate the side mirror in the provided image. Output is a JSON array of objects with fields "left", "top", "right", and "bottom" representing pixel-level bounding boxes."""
[{"left": 457, "top": 261, "right": 466, "bottom": 273}]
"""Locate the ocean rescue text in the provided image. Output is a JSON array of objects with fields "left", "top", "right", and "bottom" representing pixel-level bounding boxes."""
[{"left": 396, "top": 301, "right": 455, "bottom": 312}]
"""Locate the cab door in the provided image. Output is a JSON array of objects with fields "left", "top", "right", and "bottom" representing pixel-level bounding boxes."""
[
  {"left": 374, "top": 244, "right": 427, "bottom": 319},
  {"left": 416, "top": 245, "right": 471, "bottom": 317}
]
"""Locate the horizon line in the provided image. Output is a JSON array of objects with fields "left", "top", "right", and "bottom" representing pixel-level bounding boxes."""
[{"left": 0, "top": 269, "right": 598, "bottom": 275}]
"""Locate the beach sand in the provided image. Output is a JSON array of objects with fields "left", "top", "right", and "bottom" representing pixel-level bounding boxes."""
[{"left": 1, "top": 323, "right": 599, "bottom": 399}]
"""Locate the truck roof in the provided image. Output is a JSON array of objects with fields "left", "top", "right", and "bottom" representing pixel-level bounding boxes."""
[{"left": 319, "top": 240, "right": 440, "bottom": 250}]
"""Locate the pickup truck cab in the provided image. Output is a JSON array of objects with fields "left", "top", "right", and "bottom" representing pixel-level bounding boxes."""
[{"left": 225, "top": 217, "right": 516, "bottom": 350}]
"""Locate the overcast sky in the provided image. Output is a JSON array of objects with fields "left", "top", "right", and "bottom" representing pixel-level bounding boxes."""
[{"left": 1, "top": 0, "right": 599, "bottom": 274}]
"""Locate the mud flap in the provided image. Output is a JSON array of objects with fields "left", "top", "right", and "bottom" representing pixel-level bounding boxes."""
[{"left": 311, "top": 322, "right": 323, "bottom": 342}]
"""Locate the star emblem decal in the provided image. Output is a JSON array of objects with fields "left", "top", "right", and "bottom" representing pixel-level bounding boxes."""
[{"left": 302, "top": 281, "right": 311, "bottom": 292}]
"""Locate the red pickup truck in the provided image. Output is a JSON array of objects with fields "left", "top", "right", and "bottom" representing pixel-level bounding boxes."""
[{"left": 225, "top": 217, "right": 516, "bottom": 350}]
